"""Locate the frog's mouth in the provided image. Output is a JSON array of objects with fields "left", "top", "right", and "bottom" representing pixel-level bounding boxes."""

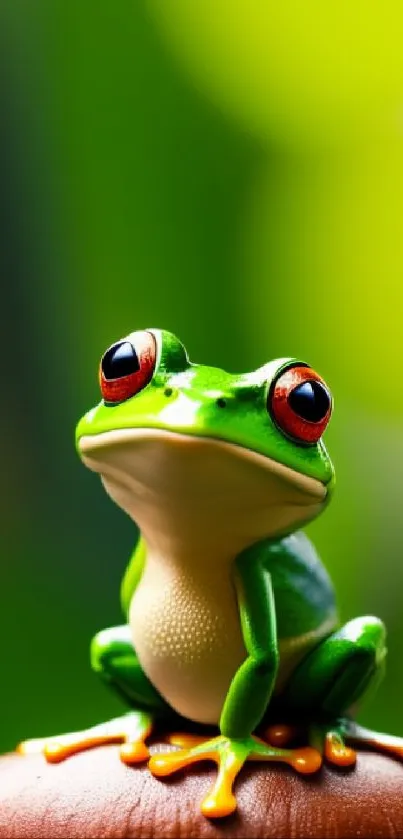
[{"left": 78, "top": 428, "right": 326, "bottom": 555}]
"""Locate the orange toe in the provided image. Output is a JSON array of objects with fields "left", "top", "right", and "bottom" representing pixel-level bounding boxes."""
[
  {"left": 288, "top": 746, "right": 322, "bottom": 774},
  {"left": 149, "top": 747, "right": 218, "bottom": 777},
  {"left": 148, "top": 750, "right": 192, "bottom": 777},
  {"left": 201, "top": 791, "right": 237, "bottom": 819},
  {"left": 120, "top": 741, "right": 149, "bottom": 764},
  {"left": 44, "top": 742, "right": 69, "bottom": 763},
  {"left": 325, "top": 734, "right": 356, "bottom": 767},
  {"left": 264, "top": 724, "right": 299, "bottom": 747}
]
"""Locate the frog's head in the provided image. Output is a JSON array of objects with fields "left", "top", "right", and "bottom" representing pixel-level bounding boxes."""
[{"left": 76, "top": 329, "right": 334, "bottom": 556}]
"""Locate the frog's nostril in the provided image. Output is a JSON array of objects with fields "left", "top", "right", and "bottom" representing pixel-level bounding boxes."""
[
  {"left": 164, "top": 387, "right": 173, "bottom": 398},
  {"left": 216, "top": 398, "right": 227, "bottom": 408}
]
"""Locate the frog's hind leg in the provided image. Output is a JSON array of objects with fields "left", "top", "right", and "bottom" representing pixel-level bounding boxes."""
[
  {"left": 273, "top": 616, "right": 395, "bottom": 767},
  {"left": 18, "top": 625, "right": 170, "bottom": 765}
]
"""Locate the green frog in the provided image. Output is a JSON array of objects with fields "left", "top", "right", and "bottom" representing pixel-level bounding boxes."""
[{"left": 19, "top": 328, "right": 403, "bottom": 818}]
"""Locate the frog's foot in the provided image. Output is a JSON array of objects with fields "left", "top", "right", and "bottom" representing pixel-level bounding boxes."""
[
  {"left": 264, "top": 718, "right": 403, "bottom": 768},
  {"left": 309, "top": 722, "right": 357, "bottom": 768},
  {"left": 264, "top": 721, "right": 356, "bottom": 767},
  {"left": 149, "top": 734, "right": 321, "bottom": 818},
  {"left": 340, "top": 719, "right": 403, "bottom": 761},
  {"left": 17, "top": 710, "right": 153, "bottom": 765}
]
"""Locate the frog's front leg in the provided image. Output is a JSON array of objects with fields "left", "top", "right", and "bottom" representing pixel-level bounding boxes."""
[
  {"left": 272, "top": 615, "right": 403, "bottom": 764},
  {"left": 149, "top": 560, "right": 321, "bottom": 818},
  {"left": 18, "top": 625, "right": 170, "bottom": 764}
]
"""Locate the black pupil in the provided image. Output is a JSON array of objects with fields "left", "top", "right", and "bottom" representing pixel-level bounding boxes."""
[
  {"left": 101, "top": 341, "right": 140, "bottom": 380},
  {"left": 288, "top": 380, "right": 330, "bottom": 423}
]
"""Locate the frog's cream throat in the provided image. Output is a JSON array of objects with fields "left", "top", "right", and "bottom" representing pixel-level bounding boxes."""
[
  {"left": 79, "top": 428, "right": 327, "bottom": 722},
  {"left": 79, "top": 427, "right": 326, "bottom": 557}
]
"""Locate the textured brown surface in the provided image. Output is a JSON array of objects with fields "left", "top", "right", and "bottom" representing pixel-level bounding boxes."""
[{"left": 0, "top": 746, "right": 402, "bottom": 838}]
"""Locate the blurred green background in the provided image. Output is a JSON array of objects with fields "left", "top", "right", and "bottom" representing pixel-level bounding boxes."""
[{"left": 2, "top": 0, "right": 403, "bottom": 754}]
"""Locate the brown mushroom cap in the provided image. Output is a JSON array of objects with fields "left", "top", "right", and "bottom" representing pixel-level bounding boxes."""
[{"left": 0, "top": 746, "right": 402, "bottom": 838}]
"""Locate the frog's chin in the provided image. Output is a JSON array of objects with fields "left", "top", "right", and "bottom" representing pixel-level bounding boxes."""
[{"left": 78, "top": 428, "right": 326, "bottom": 555}]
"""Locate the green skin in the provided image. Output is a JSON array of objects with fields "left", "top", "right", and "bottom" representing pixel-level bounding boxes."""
[
  {"left": 77, "top": 331, "right": 393, "bottom": 742},
  {"left": 22, "top": 328, "right": 402, "bottom": 817}
]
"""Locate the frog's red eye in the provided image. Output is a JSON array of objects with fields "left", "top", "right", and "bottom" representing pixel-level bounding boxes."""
[
  {"left": 269, "top": 364, "right": 332, "bottom": 444},
  {"left": 99, "top": 331, "right": 156, "bottom": 404}
]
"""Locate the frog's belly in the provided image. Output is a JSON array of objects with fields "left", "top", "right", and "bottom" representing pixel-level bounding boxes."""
[{"left": 128, "top": 569, "right": 246, "bottom": 725}]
